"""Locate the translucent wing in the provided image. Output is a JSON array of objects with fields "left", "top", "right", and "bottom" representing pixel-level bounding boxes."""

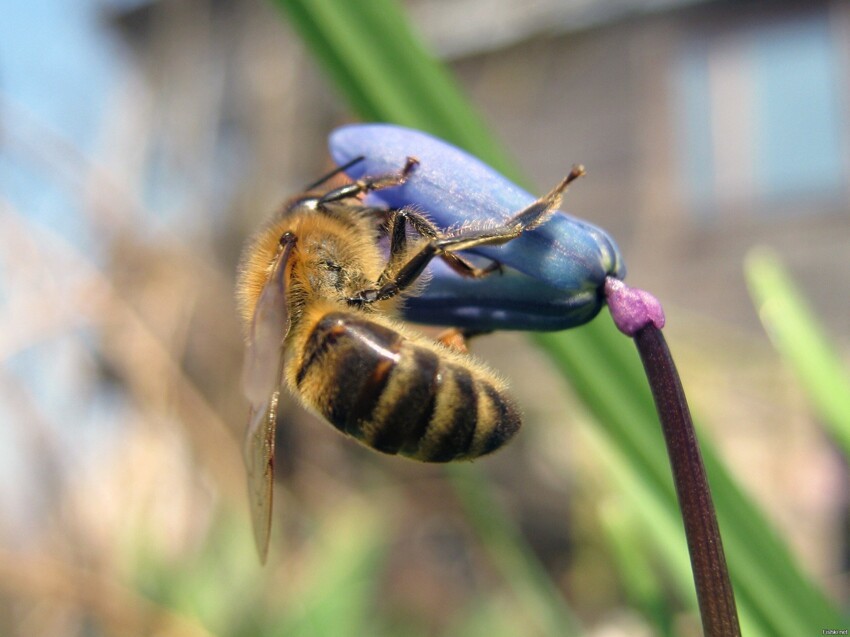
[
  {"left": 243, "top": 391, "right": 280, "bottom": 563},
  {"left": 241, "top": 234, "right": 296, "bottom": 563}
]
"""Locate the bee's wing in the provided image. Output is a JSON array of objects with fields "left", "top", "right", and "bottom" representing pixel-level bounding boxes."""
[
  {"left": 243, "top": 391, "right": 280, "bottom": 563},
  {"left": 241, "top": 235, "right": 296, "bottom": 563}
]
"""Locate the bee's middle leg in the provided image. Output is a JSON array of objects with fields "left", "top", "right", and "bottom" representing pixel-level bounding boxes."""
[
  {"left": 376, "top": 208, "right": 502, "bottom": 287},
  {"left": 347, "top": 166, "right": 584, "bottom": 305}
]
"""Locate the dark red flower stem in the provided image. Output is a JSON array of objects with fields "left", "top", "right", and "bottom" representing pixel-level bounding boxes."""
[{"left": 634, "top": 325, "right": 741, "bottom": 637}]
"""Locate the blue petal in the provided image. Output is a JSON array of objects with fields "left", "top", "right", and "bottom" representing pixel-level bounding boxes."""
[
  {"left": 401, "top": 259, "right": 604, "bottom": 331},
  {"left": 329, "top": 124, "right": 626, "bottom": 293},
  {"left": 328, "top": 123, "right": 627, "bottom": 331}
]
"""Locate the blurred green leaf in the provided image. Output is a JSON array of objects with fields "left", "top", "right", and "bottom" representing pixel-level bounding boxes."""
[
  {"left": 269, "top": 0, "right": 847, "bottom": 634},
  {"left": 745, "top": 248, "right": 850, "bottom": 456}
]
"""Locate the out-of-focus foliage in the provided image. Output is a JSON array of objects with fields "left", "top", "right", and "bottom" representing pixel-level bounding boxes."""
[
  {"left": 1, "top": 0, "right": 846, "bottom": 636},
  {"left": 746, "top": 248, "right": 850, "bottom": 457}
]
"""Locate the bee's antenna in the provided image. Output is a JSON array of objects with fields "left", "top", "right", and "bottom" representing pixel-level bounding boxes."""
[{"left": 304, "top": 156, "right": 365, "bottom": 190}]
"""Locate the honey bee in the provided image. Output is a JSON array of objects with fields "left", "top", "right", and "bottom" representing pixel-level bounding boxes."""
[{"left": 237, "top": 156, "right": 584, "bottom": 561}]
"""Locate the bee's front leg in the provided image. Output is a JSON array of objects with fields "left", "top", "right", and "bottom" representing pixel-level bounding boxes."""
[{"left": 317, "top": 156, "right": 419, "bottom": 205}]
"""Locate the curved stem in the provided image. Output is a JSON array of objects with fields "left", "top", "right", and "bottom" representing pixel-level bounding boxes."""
[{"left": 634, "top": 325, "right": 740, "bottom": 636}]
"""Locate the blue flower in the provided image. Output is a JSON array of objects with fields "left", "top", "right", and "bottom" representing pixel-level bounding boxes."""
[{"left": 329, "top": 124, "right": 626, "bottom": 331}]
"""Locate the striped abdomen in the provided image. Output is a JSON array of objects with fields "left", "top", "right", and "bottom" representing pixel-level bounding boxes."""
[{"left": 294, "top": 312, "right": 521, "bottom": 462}]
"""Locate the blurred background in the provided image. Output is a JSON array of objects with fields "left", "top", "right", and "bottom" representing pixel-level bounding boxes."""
[{"left": 1, "top": 0, "right": 848, "bottom": 635}]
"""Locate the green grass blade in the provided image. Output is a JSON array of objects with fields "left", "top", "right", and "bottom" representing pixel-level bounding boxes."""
[
  {"left": 745, "top": 247, "right": 850, "bottom": 456},
  {"left": 268, "top": 0, "right": 846, "bottom": 633}
]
